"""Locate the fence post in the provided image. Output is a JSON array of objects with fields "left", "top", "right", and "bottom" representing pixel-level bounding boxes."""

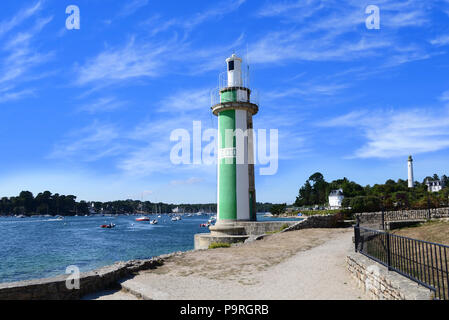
[
  {"left": 386, "top": 232, "right": 391, "bottom": 271},
  {"left": 354, "top": 216, "right": 360, "bottom": 252},
  {"left": 427, "top": 194, "right": 431, "bottom": 220},
  {"left": 381, "top": 207, "right": 385, "bottom": 230}
]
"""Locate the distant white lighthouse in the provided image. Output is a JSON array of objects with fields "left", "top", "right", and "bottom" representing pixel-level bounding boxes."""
[{"left": 408, "top": 155, "right": 414, "bottom": 188}]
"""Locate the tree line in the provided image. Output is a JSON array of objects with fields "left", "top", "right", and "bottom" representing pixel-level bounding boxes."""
[
  {"left": 294, "top": 172, "right": 449, "bottom": 212},
  {"left": 0, "top": 190, "right": 275, "bottom": 216}
]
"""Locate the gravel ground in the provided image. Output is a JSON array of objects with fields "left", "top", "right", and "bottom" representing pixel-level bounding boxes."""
[{"left": 91, "top": 228, "right": 367, "bottom": 300}]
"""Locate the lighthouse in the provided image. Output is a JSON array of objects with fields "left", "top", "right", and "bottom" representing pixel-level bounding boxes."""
[
  {"left": 212, "top": 53, "right": 258, "bottom": 223},
  {"left": 408, "top": 155, "right": 414, "bottom": 188},
  {"left": 194, "top": 54, "right": 296, "bottom": 249}
]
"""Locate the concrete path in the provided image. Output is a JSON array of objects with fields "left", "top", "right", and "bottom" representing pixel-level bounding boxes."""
[{"left": 89, "top": 228, "right": 367, "bottom": 300}]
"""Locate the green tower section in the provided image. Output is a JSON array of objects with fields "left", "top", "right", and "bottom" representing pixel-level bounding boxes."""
[{"left": 218, "top": 90, "right": 237, "bottom": 220}]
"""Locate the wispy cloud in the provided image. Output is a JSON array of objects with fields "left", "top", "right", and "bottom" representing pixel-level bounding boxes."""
[
  {"left": 250, "top": 0, "right": 433, "bottom": 68},
  {"left": 49, "top": 122, "right": 126, "bottom": 162},
  {"left": 75, "top": 37, "right": 172, "bottom": 86},
  {"left": 170, "top": 177, "right": 203, "bottom": 185},
  {"left": 78, "top": 97, "right": 127, "bottom": 114},
  {"left": 0, "top": 1, "right": 42, "bottom": 37},
  {"left": 141, "top": 0, "right": 247, "bottom": 36},
  {"left": 158, "top": 89, "right": 210, "bottom": 112},
  {"left": 0, "top": 6, "right": 53, "bottom": 104},
  {"left": 440, "top": 90, "right": 449, "bottom": 101},
  {"left": 319, "top": 106, "right": 449, "bottom": 158},
  {"left": 120, "top": 0, "right": 149, "bottom": 17},
  {"left": 430, "top": 35, "right": 449, "bottom": 47}
]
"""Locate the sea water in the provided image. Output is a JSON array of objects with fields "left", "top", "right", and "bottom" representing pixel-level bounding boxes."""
[{"left": 0, "top": 213, "right": 298, "bottom": 283}]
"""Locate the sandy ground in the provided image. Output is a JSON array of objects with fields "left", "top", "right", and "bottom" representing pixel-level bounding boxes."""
[{"left": 88, "top": 228, "right": 367, "bottom": 300}]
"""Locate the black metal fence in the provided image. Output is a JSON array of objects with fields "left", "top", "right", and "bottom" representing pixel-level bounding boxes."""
[{"left": 354, "top": 225, "right": 449, "bottom": 300}]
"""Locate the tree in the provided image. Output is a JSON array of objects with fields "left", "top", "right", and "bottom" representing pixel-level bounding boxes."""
[{"left": 270, "top": 203, "right": 287, "bottom": 215}]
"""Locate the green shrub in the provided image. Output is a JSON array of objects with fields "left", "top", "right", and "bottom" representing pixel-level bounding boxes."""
[
  {"left": 266, "top": 223, "right": 290, "bottom": 234},
  {"left": 208, "top": 242, "right": 231, "bottom": 249}
]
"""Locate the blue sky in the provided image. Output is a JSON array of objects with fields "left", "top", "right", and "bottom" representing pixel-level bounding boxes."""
[{"left": 0, "top": 0, "right": 449, "bottom": 204}]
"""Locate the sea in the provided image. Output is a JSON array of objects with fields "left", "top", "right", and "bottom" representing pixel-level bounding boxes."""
[{"left": 0, "top": 213, "right": 299, "bottom": 284}]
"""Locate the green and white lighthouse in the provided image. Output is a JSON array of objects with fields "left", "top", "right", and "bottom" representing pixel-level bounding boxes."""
[{"left": 212, "top": 54, "right": 258, "bottom": 223}]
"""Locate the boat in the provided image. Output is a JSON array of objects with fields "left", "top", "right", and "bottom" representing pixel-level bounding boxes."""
[
  {"left": 101, "top": 223, "right": 116, "bottom": 229},
  {"left": 150, "top": 219, "right": 158, "bottom": 225},
  {"left": 157, "top": 215, "right": 161, "bottom": 218},
  {"left": 136, "top": 216, "right": 150, "bottom": 222},
  {"left": 171, "top": 216, "right": 181, "bottom": 221}
]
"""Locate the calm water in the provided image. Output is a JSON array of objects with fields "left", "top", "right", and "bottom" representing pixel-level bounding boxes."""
[{"left": 0, "top": 213, "right": 298, "bottom": 284}]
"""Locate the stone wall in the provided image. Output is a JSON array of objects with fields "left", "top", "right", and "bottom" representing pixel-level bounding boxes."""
[
  {"left": 0, "top": 258, "right": 163, "bottom": 300},
  {"left": 224, "top": 221, "right": 298, "bottom": 235},
  {"left": 355, "top": 207, "right": 449, "bottom": 229},
  {"left": 282, "top": 214, "right": 341, "bottom": 232},
  {"left": 346, "top": 253, "right": 433, "bottom": 300}
]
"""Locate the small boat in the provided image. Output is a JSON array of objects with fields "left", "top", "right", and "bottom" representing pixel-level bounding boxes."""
[
  {"left": 150, "top": 219, "right": 158, "bottom": 225},
  {"left": 200, "top": 223, "right": 210, "bottom": 227},
  {"left": 101, "top": 223, "right": 116, "bottom": 229},
  {"left": 136, "top": 216, "right": 150, "bottom": 222},
  {"left": 171, "top": 216, "right": 181, "bottom": 221}
]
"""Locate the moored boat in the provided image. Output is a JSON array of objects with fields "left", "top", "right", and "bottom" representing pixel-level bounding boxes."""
[{"left": 101, "top": 223, "right": 116, "bottom": 229}]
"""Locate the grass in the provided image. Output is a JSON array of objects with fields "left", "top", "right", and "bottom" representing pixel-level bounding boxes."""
[
  {"left": 265, "top": 223, "right": 290, "bottom": 234},
  {"left": 392, "top": 220, "right": 449, "bottom": 246},
  {"left": 208, "top": 242, "right": 231, "bottom": 249}
]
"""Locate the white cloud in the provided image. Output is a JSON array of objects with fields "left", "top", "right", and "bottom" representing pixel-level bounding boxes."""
[
  {"left": 158, "top": 89, "right": 210, "bottom": 112},
  {"left": 48, "top": 122, "right": 126, "bottom": 162},
  {"left": 0, "top": 1, "right": 42, "bottom": 37},
  {"left": 249, "top": 0, "right": 433, "bottom": 68},
  {"left": 75, "top": 37, "right": 171, "bottom": 86},
  {"left": 170, "top": 177, "right": 203, "bottom": 185},
  {"left": 78, "top": 97, "right": 127, "bottom": 114},
  {"left": 120, "top": 0, "right": 149, "bottom": 17},
  {"left": 430, "top": 35, "right": 449, "bottom": 47},
  {"left": 440, "top": 90, "right": 449, "bottom": 101},
  {"left": 319, "top": 107, "right": 449, "bottom": 158},
  {"left": 0, "top": 11, "right": 53, "bottom": 103}
]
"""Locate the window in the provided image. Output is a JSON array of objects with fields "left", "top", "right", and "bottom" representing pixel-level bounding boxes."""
[{"left": 228, "top": 60, "right": 234, "bottom": 71}]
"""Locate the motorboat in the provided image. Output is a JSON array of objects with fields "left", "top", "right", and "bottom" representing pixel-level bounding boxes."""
[
  {"left": 150, "top": 219, "right": 158, "bottom": 225},
  {"left": 101, "top": 223, "right": 116, "bottom": 229},
  {"left": 136, "top": 216, "right": 150, "bottom": 222}
]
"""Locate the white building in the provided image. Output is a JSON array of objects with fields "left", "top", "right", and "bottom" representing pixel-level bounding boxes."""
[
  {"left": 426, "top": 179, "right": 443, "bottom": 193},
  {"left": 328, "top": 189, "right": 344, "bottom": 209}
]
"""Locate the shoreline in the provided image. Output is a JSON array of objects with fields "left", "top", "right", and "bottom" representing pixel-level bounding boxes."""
[{"left": 0, "top": 248, "right": 195, "bottom": 300}]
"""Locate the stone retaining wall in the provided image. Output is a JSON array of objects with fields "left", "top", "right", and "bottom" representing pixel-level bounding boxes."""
[
  {"left": 0, "top": 258, "right": 163, "bottom": 300},
  {"left": 356, "top": 207, "right": 449, "bottom": 229},
  {"left": 346, "top": 253, "right": 433, "bottom": 300},
  {"left": 282, "top": 214, "right": 341, "bottom": 232},
  {"left": 223, "top": 221, "right": 298, "bottom": 235}
]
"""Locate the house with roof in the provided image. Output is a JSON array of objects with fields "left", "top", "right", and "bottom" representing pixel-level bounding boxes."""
[{"left": 328, "top": 189, "right": 344, "bottom": 209}]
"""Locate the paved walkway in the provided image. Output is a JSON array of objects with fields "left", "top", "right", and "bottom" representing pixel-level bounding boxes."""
[{"left": 88, "top": 228, "right": 367, "bottom": 300}]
